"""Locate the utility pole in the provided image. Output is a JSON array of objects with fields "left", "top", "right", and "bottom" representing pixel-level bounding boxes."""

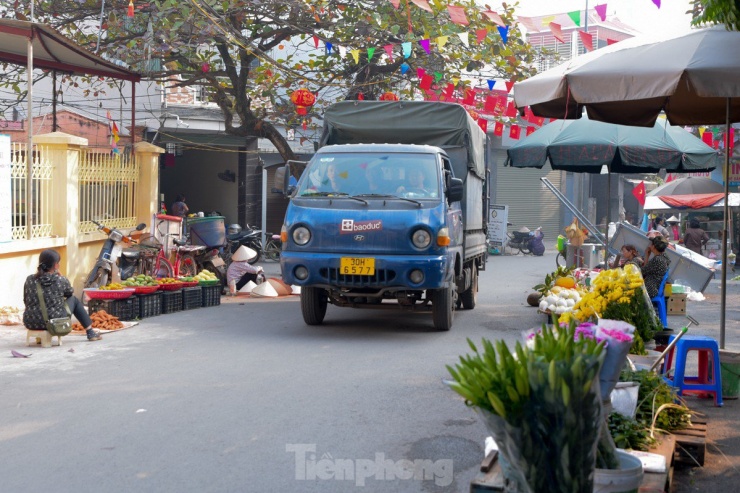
[{"left": 26, "top": 0, "right": 34, "bottom": 240}]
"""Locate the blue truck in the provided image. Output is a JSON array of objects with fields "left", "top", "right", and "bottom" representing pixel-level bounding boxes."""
[{"left": 278, "top": 101, "right": 489, "bottom": 330}]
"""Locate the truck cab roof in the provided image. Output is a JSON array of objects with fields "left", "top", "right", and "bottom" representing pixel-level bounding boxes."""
[{"left": 316, "top": 143, "right": 446, "bottom": 155}]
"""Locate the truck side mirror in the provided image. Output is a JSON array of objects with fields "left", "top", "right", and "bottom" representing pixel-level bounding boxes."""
[{"left": 447, "top": 177, "right": 464, "bottom": 203}]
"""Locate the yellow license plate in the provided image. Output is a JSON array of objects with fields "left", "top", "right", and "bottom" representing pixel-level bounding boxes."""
[{"left": 340, "top": 257, "right": 375, "bottom": 275}]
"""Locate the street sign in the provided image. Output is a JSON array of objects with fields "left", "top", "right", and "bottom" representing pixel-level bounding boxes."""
[{"left": 487, "top": 204, "right": 508, "bottom": 247}]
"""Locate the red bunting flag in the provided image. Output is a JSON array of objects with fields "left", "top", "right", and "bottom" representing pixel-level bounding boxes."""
[
  {"left": 607, "top": 38, "right": 618, "bottom": 45},
  {"left": 505, "top": 101, "right": 517, "bottom": 117},
  {"left": 444, "top": 83, "right": 455, "bottom": 98},
  {"left": 505, "top": 80, "right": 515, "bottom": 93},
  {"left": 476, "top": 29, "right": 488, "bottom": 44},
  {"left": 410, "top": 0, "right": 433, "bottom": 13},
  {"left": 579, "top": 31, "right": 594, "bottom": 52},
  {"left": 389, "top": 0, "right": 400, "bottom": 8},
  {"left": 549, "top": 22, "right": 564, "bottom": 43},
  {"left": 594, "top": 4, "right": 607, "bottom": 22},
  {"left": 482, "top": 11, "right": 505, "bottom": 27},
  {"left": 462, "top": 88, "right": 476, "bottom": 106},
  {"left": 509, "top": 124, "right": 521, "bottom": 140},
  {"left": 477, "top": 118, "right": 488, "bottom": 132},
  {"left": 484, "top": 94, "right": 498, "bottom": 112},
  {"left": 517, "top": 16, "right": 539, "bottom": 32},
  {"left": 383, "top": 44, "right": 394, "bottom": 60},
  {"left": 702, "top": 131, "right": 714, "bottom": 146},
  {"left": 417, "top": 67, "right": 426, "bottom": 79},
  {"left": 447, "top": 5, "right": 469, "bottom": 25},
  {"left": 419, "top": 74, "right": 433, "bottom": 90},
  {"left": 632, "top": 181, "right": 646, "bottom": 206},
  {"left": 494, "top": 122, "right": 504, "bottom": 136},
  {"left": 526, "top": 126, "right": 536, "bottom": 136},
  {"left": 313, "top": 35, "right": 320, "bottom": 48}
]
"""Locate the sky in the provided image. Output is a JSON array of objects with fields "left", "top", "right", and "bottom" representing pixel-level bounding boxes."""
[{"left": 509, "top": 0, "right": 695, "bottom": 38}]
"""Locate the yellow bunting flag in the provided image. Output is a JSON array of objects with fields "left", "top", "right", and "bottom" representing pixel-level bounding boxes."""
[{"left": 350, "top": 49, "right": 360, "bottom": 64}]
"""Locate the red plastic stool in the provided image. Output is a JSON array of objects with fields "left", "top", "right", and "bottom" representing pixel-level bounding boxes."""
[{"left": 662, "top": 334, "right": 723, "bottom": 407}]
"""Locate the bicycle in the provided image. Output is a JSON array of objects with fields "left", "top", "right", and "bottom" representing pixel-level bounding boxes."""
[
  {"left": 138, "top": 234, "right": 204, "bottom": 278},
  {"left": 263, "top": 233, "right": 282, "bottom": 261}
]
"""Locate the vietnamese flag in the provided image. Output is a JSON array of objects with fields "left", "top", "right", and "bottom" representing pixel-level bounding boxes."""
[
  {"left": 526, "top": 126, "right": 536, "bottom": 136},
  {"left": 493, "top": 122, "right": 504, "bottom": 136},
  {"left": 632, "top": 181, "right": 646, "bottom": 206},
  {"left": 477, "top": 118, "right": 488, "bottom": 133},
  {"left": 509, "top": 124, "right": 521, "bottom": 140},
  {"left": 462, "top": 88, "right": 476, "bottom": 106}
]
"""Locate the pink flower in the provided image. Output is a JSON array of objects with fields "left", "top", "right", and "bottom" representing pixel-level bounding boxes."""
[{"left": 600, "top": 327, "right": 634, "bottom": 343}]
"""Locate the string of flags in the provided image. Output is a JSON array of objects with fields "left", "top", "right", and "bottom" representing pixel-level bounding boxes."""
[{"left": 106, "top": 111, "right": 120, "bottom": 154}]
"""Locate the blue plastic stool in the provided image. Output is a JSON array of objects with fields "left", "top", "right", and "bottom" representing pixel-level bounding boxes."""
[
  {"left": 662, "top": 334, "right": 723, "bottom": 407},
  {"left": 651, "top": 271, "right": 670, "bottom": 328}
]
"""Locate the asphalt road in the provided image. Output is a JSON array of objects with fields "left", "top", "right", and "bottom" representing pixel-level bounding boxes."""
[{"left": 1, "top": 251, "right": 737, "bottom": 492}]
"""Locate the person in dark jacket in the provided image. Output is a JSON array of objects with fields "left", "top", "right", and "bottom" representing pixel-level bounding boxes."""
[
  {"left": 641, "top": 236, "right": 671, "bottom": 298},
  {"left": 683, "top": 219, "right": 709, "bottom": 255},
  {"left": 171, "top": 194, "right": 189, "bottom": 218},
  {"left": 23, "top": 249, "right": 102, "bottom": 341}
]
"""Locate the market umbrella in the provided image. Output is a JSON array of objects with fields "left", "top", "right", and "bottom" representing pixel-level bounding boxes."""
[
  {"left": 648, "top": 177, "right": 724, "bottom": 196},
  {"left": 506, "top": 115, "right": 718, "bottom": 257},
  {"left": 513, "top": 24, "right": 740, "bottom": 348}
]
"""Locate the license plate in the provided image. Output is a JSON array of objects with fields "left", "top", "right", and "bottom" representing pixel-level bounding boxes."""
[
  {"left": 340, "top": 257, "right": 375, "bottom": 275},
  {"left": 211, "top": 257, "right": 225, "bottom": 267}
]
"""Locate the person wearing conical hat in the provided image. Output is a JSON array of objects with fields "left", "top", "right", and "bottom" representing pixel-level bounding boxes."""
[
  {"left": 226, "top": 245, "right": 264, "bottom": 295},
  {"left": 666, "top": 215, "right": 681, "bottom": 242}
]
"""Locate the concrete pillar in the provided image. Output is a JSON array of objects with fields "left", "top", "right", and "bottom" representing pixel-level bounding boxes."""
[
  {"left": 32, "top": 132, "right": 87, "bottom": 277},
  {"left": 134, "top": 141, "right": 165, "bottom": 227}
]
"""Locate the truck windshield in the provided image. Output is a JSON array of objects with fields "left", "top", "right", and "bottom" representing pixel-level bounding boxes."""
[{"left": 297, "top": 153, "right": 440, "bottom": 199}]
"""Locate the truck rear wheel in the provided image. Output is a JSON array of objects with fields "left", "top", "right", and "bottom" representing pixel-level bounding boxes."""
[
  {"left": 460, "top": 265, "right": 478, "bottom": 310},
  {"left": 301, "top": 287, "right": 328, "bottom": 325},
  {"left": 432, "top": 286, "right": 455, "bottom": 331}
]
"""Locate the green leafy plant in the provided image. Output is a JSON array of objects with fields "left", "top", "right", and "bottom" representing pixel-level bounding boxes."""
[
  {"left": 533, "top": 265, "right": 576, "bottom": 296},
  {"left": 607, "top": 412, "right": 654, "bottom": 451}
]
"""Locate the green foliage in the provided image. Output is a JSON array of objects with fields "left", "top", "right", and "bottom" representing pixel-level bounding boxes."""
[
  {"left": 601, "top": 288, "right": 660, "bottom": 354},
  {"left": 607, "top": 412, "right": 654, "bottom": 450},
  {"left": 690, "top": 0, "right": 740, "bottom": 31}
]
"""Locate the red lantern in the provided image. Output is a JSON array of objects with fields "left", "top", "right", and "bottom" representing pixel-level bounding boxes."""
[
  {"left": 379, "top": 92, "right": 399, "bottom": 101},
  {"left": 290, "top": 88, "right": 316, "bottom": 115}
]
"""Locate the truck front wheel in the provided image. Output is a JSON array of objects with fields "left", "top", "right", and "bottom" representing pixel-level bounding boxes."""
[
  {"left": 432, "top": 286, "right": 455, "bottom": 331},
  {"left": 460, "top": 264, "right": 478, "bottom": 310},
  {"left": 301, "top": 287, "right": 328, "bottom": 325}
]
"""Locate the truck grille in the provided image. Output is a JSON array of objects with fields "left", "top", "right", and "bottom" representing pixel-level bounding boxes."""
[{"left": 321, "top": 268, "right": 396, "bottom": 286}]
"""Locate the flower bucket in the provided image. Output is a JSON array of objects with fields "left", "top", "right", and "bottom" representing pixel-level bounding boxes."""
[
  {"left": 720, "top": 350, "right": 740, "bottom": 399},
  {"left": 593, "top": 450, "right": 643, "bottom": 493}
]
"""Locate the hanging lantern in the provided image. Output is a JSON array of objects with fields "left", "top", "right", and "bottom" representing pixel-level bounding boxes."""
[
  {"left": 467, "top": 108, "right": 479, "bottom": 121},
  {"left": 379, "top": 91, "right": 399, "bottom": 101},
  {"left": 290, "top": 88, "right": 316, "bottom": 115},
  {"left": 127, "top": 0, "right": 134, "bottom": 17}
]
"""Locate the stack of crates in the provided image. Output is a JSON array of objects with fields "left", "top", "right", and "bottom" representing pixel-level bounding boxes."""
[
  {"left": 88, "top": 297, "right": 140, "bottom": 321},
  {"left": 138, "top": 292, "right": 162, "bottom": 319},
  {"left": 201, "top": 285, "right": 222, "bottom": 307},
  {"left": 161, "top": 290, "right": 183, "bottom": 314},
  {"left": 182, "top": 286, "right": 203, "bottom": 310}
]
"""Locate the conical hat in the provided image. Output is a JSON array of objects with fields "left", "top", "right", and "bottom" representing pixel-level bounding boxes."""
[
  {"left": 266, "top": 278, "right": 292, "bottom": 296},
  {"left": 517, "top": 226, "right": 530, "bottom": 233},
  {"left": 232, "top": 245, "right": 257, "bottom": 262},
  {"left": 666, "top": 215, "right": 679, "bottom": 223},
  {"left": 291, "top": 285, "right": 301, "bottom": 295},
  {"left": 250, "top": 281, "right": 279, "bottom": 298},
  {"left": 238, "top": 280, "right": 257, "bottom": 293}
]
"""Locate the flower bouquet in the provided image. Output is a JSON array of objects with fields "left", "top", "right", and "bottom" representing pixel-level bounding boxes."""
[
  {"left": 558, "top": 264, "right": 660, "bottom": 354},
  {"left": 447, "top": 323, "right": 606, "bottom": 493}
]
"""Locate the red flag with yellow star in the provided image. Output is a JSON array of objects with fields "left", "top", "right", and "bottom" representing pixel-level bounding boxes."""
[{"left": 632, "top": 181, "right": 646, "bottom": 206}]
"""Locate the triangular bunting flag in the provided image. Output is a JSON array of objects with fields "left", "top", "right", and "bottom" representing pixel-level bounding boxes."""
[
  {"left": 482, "top": 11, "right": 505, "bottom": 27},
  {"left": 505, "top": 101, "right": 517, "bottom": 117},
  {"left": 541, "top": 15, "right": 556, "bottom": 26},
  {"left": 567, "top": 10, "right": 581, "bottom": 26},
  {"left": 433, "top": 72, "right": 443, "bottom": 83},
  {"left": 451, "top": 77, "right": 460, "bottom": 86},
  {"left": 493, "top": 121, "right": 504, "bottom": 136},
  {"left": 526, "top": 126, "right": 536, "bottom": 136},
  {"left": 417, "top": 67, "right": 426, "bottom": 78},
  {"left": 578, "top": 30, "right": 594, "bottom": 52},
  {"left": 549, "top": 22, "right": 564, "bottom": 43},
  {"left": 351, "top": 49, "right": 360, "bottom": 63},
  {"left": 457, "top": 32, "right": 469, "bottom": 47},
  {"left": 389, "top": 0, "right": 400, "bottom": 8},
  {"left": 402, "top": 41, "right": 412, "bottom": 58},
  {"left": 653, "top": 0, "right": 661, "bottom": 8},
  {"left": 477, "top": 118, "right": 488, "bottom": 132},
  {"left": 447, "top": 5, "right": 469, "bottom": 25},
  {"left": 509, "top": 124, "right": 521, "bottom": 140},
  {"left": 313, "top": 35, "right": 320, "bottom": 49},
  {"left": 400, "top": 62, "right": 410, "bottom": 74},
  {"left": 410, "top": 0, "right": 433, "bottom": 13},
  {"left": 437, "top": 35, "right": 449, "bottom": 50},
  {"left": 384, "top": 44, "right": 394, "bottom": 59},
  {"left": 487, "top": 80, "right": 495, "bottom": 91},
  {"left": 517, "top": 16, "right": 539, "bottom": 32},
  {"left": 607, "top": 38, "right": 618, "bottom": 45},
  {"left": 462, "top": 88, "right": 476, "bottom": 106},
  {"left": 419, "top": 39, "right": 431, "bottom": 54},
  {"left": 505, "top": 80, "right": 515, "bottom": 93},
  {"left": 632, "top": 181, "right": 646, "bottom": 206},
  {"left": 498, "top": 25, "right": 509, "bottom": 44},
  {"left": 325, "top": 42, "right": 333, "bottom": 54},
  {"left": 338, "top": 46, "right": 347, "bottom": 58},
  {"left": 595, "top": 4, "right": 607, "bottom": 22},
  {"left": 367, "top": 47, "right": 376, "bottom": 61},
  {"left": 419, "top": 74, "right": 433, "bottom": 90},
  {"left": 476, "top": 29, "right": 488, "bottom": 44}
]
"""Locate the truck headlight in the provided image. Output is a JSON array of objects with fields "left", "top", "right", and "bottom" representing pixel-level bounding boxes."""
[
  {"left": 293, "top": 226, "right": 311, "bottom": 245},
  {"left": 412, "top": 229, "right": 431, "bottom": 248}
]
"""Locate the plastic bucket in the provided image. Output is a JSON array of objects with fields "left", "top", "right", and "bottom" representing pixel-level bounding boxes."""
[
  {"left": 593, "top": 450, "right": 643, "bottom": 493},
  {"left": 720, "top": 350, "right": 740, "bottom": 399},
  {"left": 187, "top": 216, "right": 226, "bottom": 248},
  {"left": 557, "top": 234, "right": 566, "bottom": 253}
]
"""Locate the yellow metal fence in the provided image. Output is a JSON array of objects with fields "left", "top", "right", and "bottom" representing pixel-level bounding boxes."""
[
  {"left": 10, "top": 143, "right": 53, "bottom": 240},
  {"left": 78, "top": 150, "right": 139, "bottom": 235}
]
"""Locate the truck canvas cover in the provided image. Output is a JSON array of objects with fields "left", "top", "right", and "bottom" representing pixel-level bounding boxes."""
[{"left": 320, "top": 101, "right": 487, "bottom": 180}]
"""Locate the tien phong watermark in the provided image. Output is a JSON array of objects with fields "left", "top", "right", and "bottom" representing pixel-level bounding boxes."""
[{"left": 286, "top": 443, "right": 453, "bottom": 487}]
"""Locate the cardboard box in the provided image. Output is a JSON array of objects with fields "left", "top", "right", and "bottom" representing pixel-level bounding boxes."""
[{"left": 667, "top": 294, "right": 687, "bottom": 315}]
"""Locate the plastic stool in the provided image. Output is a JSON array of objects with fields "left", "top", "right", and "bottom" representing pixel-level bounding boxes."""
[
  {"left": 662, "top": 334, "right": 723, "bottom": 407},
  {"left": 26, "top": 329, "right": 63, "bottom": 348},
  {"left": 651, "top": 271, "right": 670, "bottom": 328}
]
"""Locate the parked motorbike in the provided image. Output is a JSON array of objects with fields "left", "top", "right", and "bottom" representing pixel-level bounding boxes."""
[
  {"left": 507, "top": 226, "right": 545, "bottom": 256},
  {"left": 224, "top": 224, "right": 263, "bottom": 265},
  {"left": 84, "top": 221, "right": 147, "bottom": 288}
]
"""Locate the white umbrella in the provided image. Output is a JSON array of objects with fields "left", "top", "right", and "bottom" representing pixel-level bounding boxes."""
[{"left": 515, "top": 25, "right": 740, "bottom": 347}]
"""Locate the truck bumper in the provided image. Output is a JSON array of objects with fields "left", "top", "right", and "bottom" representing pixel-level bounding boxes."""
[{"left": 281, "top": 252, "right": 451, "bottom": 290}]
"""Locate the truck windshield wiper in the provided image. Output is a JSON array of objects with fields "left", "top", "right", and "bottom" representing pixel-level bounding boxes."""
[
  {"left": 354, "top": 194, "right": 422, "bottom": 207},
  {"left": 301, "top": 191, "right": 368, "bottom": 205}
]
